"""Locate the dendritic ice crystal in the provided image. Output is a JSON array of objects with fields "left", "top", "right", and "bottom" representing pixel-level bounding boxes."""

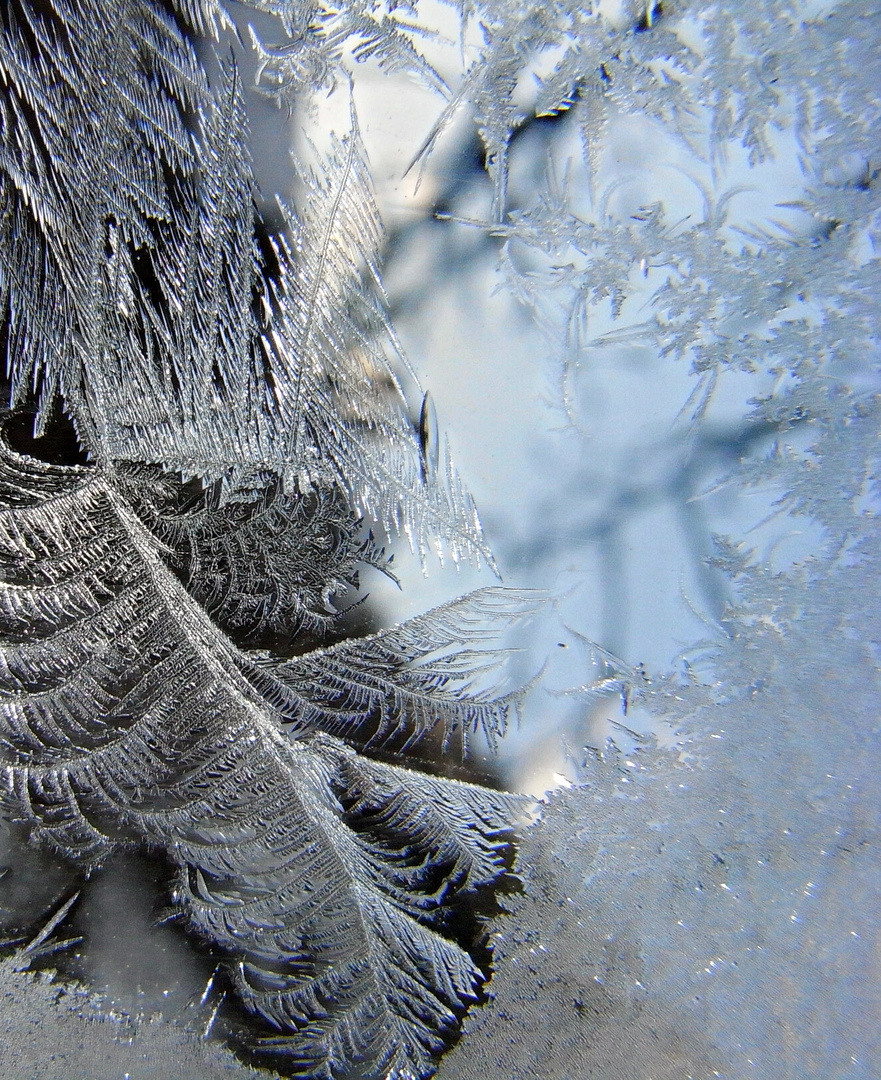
[{"left": 0, "top": 2, "right": 533, "bottom": 1078}]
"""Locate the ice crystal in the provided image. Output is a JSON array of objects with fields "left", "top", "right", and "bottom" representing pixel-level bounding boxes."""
[{"left": 0, "top": 2, "right": 529, "bottom": 1077}]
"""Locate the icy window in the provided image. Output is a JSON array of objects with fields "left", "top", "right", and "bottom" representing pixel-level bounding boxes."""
[{"left": 1, "top": 1, "right": 878, "bottom": 1078}]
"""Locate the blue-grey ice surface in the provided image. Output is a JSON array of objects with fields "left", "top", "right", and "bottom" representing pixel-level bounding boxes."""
[{"left": 347, "top": 3, "right": 881, "bottom": 1075}]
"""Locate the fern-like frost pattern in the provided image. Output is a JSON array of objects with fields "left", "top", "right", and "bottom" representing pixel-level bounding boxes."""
[
  {"left": 0, "top": 435, "right": 525, "bottom": 1078},
  {"left": 0, "top": 0, "right": 532, "bottom": 1076},
  {"left": 0, "top": 0, "right": 490, "bottom": 564}
]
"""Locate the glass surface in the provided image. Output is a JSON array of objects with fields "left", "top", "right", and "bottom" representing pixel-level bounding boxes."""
[{"left": 1, "top": 2, "right": 878, "bottom": 1078}]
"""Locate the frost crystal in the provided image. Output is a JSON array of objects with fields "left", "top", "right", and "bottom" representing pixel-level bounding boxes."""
[{"left": 0, "top": 2, "right": 527, "bottom": 1077}]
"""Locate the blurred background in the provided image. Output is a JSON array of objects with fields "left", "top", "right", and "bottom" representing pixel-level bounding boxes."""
[{"left": 237, "top": 0, "right": 831, "bottom": 796}]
